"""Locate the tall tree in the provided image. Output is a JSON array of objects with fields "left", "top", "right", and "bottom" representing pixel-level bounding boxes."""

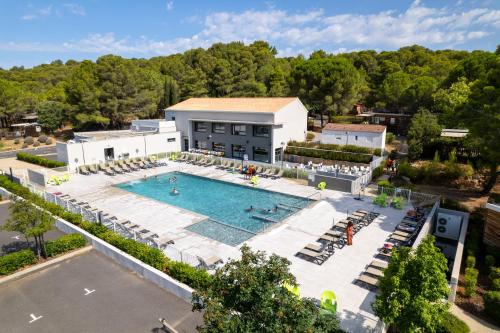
[
  {"left": 192, "top": 245, "right": 342, "bottom": 333},
  {"left": 37, "top": 101, "right": 64, "bottom": 133},
  {"left": 407, "top": 108, "right": 442, "bottom": 160},
  {"left": 1, "top": 200, "right": 55, "bottom": 258},
  {"left": 373, "top": 236, "right": 450, "bottom": 332}
]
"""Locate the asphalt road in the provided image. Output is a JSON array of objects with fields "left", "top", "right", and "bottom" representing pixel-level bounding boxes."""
[
  {"left": 0, "top": 250, "right": 202, "bottom": 332},
  {"left": 0, "top": 200, "right": 64, "bottom": 255},
  {"left": 0, "top": 145, "right": 56, "bottom": 159}
]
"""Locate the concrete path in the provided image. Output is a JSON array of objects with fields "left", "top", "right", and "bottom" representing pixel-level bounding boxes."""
[
  {"left": 0, "top": 145, "right": 56, "bottom": 159},
  {"left": 451, "top": 304, "right": 500, "bottom": 333}
]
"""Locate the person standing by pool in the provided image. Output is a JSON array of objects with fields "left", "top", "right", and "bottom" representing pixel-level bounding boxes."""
[{"left": 346, "top": 221, "right": 353, "bottom": 246}]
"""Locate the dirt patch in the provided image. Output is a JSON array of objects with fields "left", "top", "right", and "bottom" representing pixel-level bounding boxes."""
[{"left": 414, "top": 184, "right": 488, "bottom": 211}]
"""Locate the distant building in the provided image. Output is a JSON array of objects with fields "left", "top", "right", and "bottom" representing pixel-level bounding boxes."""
[
  {"left": 166, "top": 97, "right": 308, "bottom": 164},
  {"left": 484, "top": 199, "right": 500, "bottom": 248},
  {"left": 57, "top": 119, "right": 181, "bottom": 172},
  {"left": 321, "top": 123, "right": 386, "bottom": 152},
  {"left": 441, "top": 129, "right": 469, "bottom": 138},
  {"left": 356, "top": 111, "right": 411, "bottom": 135}
]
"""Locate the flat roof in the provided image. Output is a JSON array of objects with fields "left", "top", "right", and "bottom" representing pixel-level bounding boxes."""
[
  {"left": 441, "top": 129, "right": 469, "bottom": 138},
  {"left": 323, "top": 123, "right": 386, "bottom": 133},
  {"left": 74, "top": 129, "right": 156, "bottom": 141},
  {"left": 166, "top": 97, "right": 298, "bottom": 113}
]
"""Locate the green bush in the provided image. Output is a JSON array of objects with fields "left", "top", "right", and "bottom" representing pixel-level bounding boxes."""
[
  {"left": 490, "top": 267, "right": 500, "bottom": 280},
  {"left": 486, "top": 255, "right": 496, "bottom": 273},
  {"left": 392, "top": 197, "right": 405, "bottom": 210},
  {"left": 38, "top": 135, "right": 48, "bottom": 143},
  {"left": 491, "top": 279, "right": 500, "bottom": 291},
  {"left": 436, "top": 312, "right": 470, "bottom": 333},
  {"left": 285, "top": 145, "right": 373, "bottom": 164},
  {"left": 306, "top": 132, "right": 315, "bottom": 141},
  {"left": 465, "top": 229, "right": 481, "bottom": 257},
  {"left": 167, "top": 261, "right": 213, "bottom": 290},
  {"left": 464, "top": 267, "right": 478, "bottom": 297},
  {"left": 372, "top": 165, "right": 384, "bottom": 179},
  {"left": 45, "top": 233, "right": 86, "bottom": 257},
  {"left": 484, "top": 291, "right": 500, "bottom": 323},
  {"left": 397, "top": 161, "right": 419, "bottom": 180},
  {"left": 24, "top": 136, "right": 34, "bottom": 145},
  {"left": 386, "top": 132, "right": 395, "bottom": 144},
  {"left": 373, "top": 193, "right": 388, "bottom": 207},
  {"left": 0, "top": 249, "right": 37, "bottom": 275},
  {"left": 466, "top": 256, "right": 476, "bottom": 269},
  {"left": 377, "top": 180, "right": 393, "bottom": 188},
  {"left": 282, "top": 168, "right": 308, "bottom": 180},
  {"left": 17, "top": 152, "right": 66, "bottom": 168}
]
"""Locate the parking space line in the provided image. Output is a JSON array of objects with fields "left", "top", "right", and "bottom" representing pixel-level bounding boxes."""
[
  {"left": 29, "top": 313, "right": 43, "bottom": 323},
  {"left": 84, "top": 288, "right": 95, "bottom": 295},
  {"left": 11, "top": 235, "right": 20, "bottom": 240}
]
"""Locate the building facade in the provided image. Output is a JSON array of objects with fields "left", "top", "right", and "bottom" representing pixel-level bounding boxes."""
[
  {"left": 57, "top": 120, "right": 181, "bottom": 172},
  {"left": 321, "top": 123, "right": 386, "bottom": 152},
  {"left": 165, "top": 97, "right": 308, "bottom": 164}
]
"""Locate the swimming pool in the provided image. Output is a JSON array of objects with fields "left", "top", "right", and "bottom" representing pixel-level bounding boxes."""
[{"left": 115, "top": 172, "right": 311, "bottom": 245}]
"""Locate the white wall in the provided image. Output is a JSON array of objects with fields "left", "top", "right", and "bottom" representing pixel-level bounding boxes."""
[
  {"left": 59, "top": 132, "right": 181, "bottom": 172},
  {"left": 273, "top": 98, "right": 308, "bottom": 156},
  {"left": 321, "top": 129, "right": 385, "bottom": 152}
]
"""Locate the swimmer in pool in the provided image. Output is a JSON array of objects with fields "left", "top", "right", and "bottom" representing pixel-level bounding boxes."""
[
  {"left": 171, "top": 187, "right": 179, "bottom": 195},
  {"left": 245, "top": 205, "right": 254, "bottom": 212}
]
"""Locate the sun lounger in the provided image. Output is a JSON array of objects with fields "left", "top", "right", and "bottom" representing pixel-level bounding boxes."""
[
  {"left": 271, "top": 169, "right": 284, "bottom": 179},
  {"left": 377, "top": 248, "right": 392, "bottom": 259},
  {"left": 217, "top": 160, "right": 228, "bottom": 169},
  {"left": 389, "top": 233, "right": 414, "bottom": 243},
  {"left": 88, "top": 165, "right": 98, "bottom": 174},
  {"left": 296, "top": 248, "right": 329, "bottom": 265},
  {"left": 79, "top": 166, "right": 91, "bottom": 175},
  {"left": 305, "top": 243, "right": 323, "bottom": 252},
  {"left": 318, "top": 234, "right": 344, "bottom": 248},
  {"left": 152, "top": 235, "right": 175, "bottom": 249},
  {"left": 356, "top": 273, "right": 380, "bottom": 289},
  {"left": 370, "top": 260, "right": 389, "bottom": 270},
  {"left": 259, "top": 168, "right": 271, "bottom": 177},
  {"left": 140, "top": 158, "right": 153, "bottom": 168},
  {"left": 365, "top": 267, "right": 384, "bottom": 278},
  {"left": 138, "top": 230, "right": 158, "bottom": 240},
  {"left": 197, "top": 255, "right": 223, "bottom": 270},
  {"left": 393, "top": 230, "right": 412, "bottom": 237},
  {"left": 204, "top": 159, "right": 215, "bottom": 167},
  {"left": 125, "top": 159, "right": 139, "bottom": 171},
  {"left": 118, "top": 160, "right": 131, "bottom": 172}
]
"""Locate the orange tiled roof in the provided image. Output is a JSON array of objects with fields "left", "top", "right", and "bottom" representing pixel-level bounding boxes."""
[
  {"left": 166, "top": 97, "right": 298, "bottom": 113},
  {"left": 323, "top": 123, "right": 386, "bottom": 133}
]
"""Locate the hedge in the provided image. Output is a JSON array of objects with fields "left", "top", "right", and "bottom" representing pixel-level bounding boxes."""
[
  {"left": 437, "top": 312, "right": 470, "bottom": 333},
  {"left": 286, "top": 146, "right": 373, "bottom": 164},
  {"left": 45, "top": 233, "right": 86, "bottom": 257},
  {"left": 484, "top": 291, "right": 500, "bottom": 323},
  {"left": 0, "top": 175, "right": 212, "bottom": 289},
  {"left": 0, "top": 249, "right": 37, "bottom": 275},
  {"left": 17, "top": 152, "right": 66, "bottom": 168},
  {"left": 288, "top": 140, "right": 378, "bottom": 155}
]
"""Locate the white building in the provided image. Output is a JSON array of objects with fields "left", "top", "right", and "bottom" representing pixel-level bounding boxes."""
[
  {"left": 57, "top": 119, "right": 181, "bottom": 172},
  {"left": 165, "top": 97, "right": 308, "bottom": 163},
  {"left": 321, "top": 123, "right": 386, "bottom": 152}
]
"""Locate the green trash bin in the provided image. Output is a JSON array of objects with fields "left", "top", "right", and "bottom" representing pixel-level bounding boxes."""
[{"left": 320, "top": 290, "right": 337, "bottom": 314}]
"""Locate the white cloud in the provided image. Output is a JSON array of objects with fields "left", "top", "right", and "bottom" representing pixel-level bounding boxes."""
[
  {"left": 20, "top": 3, "right": 85, "bottom": 20},
  {"left": 166, "top": 1, "right": 174, "bottom": 11},
  {"left": 7, "top": 1, "right": 500, "bottom": 59},
  {"left": 63, "top": 4, "right": 86, "bottom": 16}
]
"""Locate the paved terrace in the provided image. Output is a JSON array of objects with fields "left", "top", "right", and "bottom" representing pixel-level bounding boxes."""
[{"left": 48, "top": 161, "right": 409, "bottom": 332}]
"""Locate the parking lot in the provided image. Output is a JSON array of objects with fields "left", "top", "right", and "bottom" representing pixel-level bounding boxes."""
[
  {"left": 0, "top": 200, "right": 65, "bottom": 255},
  {"left": 0, "top": 250, "right": 202, "bottom": 332}
]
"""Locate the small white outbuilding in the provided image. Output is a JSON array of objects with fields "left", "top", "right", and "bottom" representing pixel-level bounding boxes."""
[{"left": 321, "top": 123, "right": 386, "bottom": 152}]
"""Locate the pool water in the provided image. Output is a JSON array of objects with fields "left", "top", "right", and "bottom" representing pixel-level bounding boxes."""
[{"left": 115, "top": 172, "right": 311, "bottom": 245}]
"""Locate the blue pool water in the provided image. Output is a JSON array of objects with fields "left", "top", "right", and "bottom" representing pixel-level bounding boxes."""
[{"left": 115, "top": 172, "right": 311, "bottom": 245}]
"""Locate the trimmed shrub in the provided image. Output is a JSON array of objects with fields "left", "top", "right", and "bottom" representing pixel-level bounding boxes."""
[
  {"left": 490, "top": 267, "right": 500, "bottom": 280},
  {"left": 437, "top": 312, "right": 470, "bottom": 333},
  {"left": 466, "top": 256, "right": 476, "bottom": 269},
  {"left": 491, "top": 279, "right": 500, "bottom": 291},
  {"left": 465, "top": 229, "right": 481, "bottom": 257},
  {"left": 484, "top": 291, "right": 500, "bottom": 323},
  {"left": 13, "top": 138, "right": 20, "bottom": 144},
  {"left": 45, "top": 233, "right": 86, "bottom": 257},
  {"left": 22, "top": 143, "right": 29, "bottom": 148},
  {"left": 24, "top": 136, "right": 34, "bottom": 145},
  {"left": 0, "top": 249, "right": 37, "bottom": 275},
  {"left": 45, "top": 138, "right": 53, "bottom": 145},
  {"left": 37, "top": 135, "right": 48, "bottom": 143},
  {"left": 285, "top": 145, "right": 373, "bottom": 164},
  {"left": 377, "top": 180, "right": 393, "bottom": 188},
  {"left": 167, "top": 261, "right": 213, "bottom": 290},
  {"left": 372, "top": 165, "right": 384, "bottom": 179},
  {"left": 464, "top": 267, "right": 478, "bottom": 297},
  {"left": 33, "top": 142, "right": 40, "bottom": 147},
  {"left": 17, "top": 152, "right": 66, "bottom": 168},
  {"left": 486, "top": 255, "right": 496, "bottom": 272},
  {"left": 373, "top": 193, "right": 388, "bottom": 207},
  {"left": 386, "top": 132, "right": 395, "bottom": 144},
  {"left": 306, "top": 132, "right": 315, "bottom": 141},
  {"left": 392, "top": 197, "right": 405, "bottom": 210}
]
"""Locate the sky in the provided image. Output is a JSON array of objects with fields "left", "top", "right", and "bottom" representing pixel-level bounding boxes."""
[{"left": 0, "top": 0, "right": 499, "bottom": 68}]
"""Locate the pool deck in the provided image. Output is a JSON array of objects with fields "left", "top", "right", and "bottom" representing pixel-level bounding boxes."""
[{"left": 49, "top": 161, "right": 408, "bottom": 332}]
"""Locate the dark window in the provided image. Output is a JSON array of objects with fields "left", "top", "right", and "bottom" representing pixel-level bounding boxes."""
[
  {"left": 232, "top": 144, "right": 246, "bottom": 158},
  {"left": 194, "top": 122, "right": 207, "bottom": 132},
  {"left": 355, "top": 136, "right": 358, "bottom": 141},
  {"left": 253, "top": 125, "right": 270, "bottom": 137},
  {"left": 184, "top": 139, "right": 189, "bottom": 151},
  {"left": 232, "top": 124, "right": 246, "bottom": 136},
  {"left": 171, "top": 116, "right": 175, "bottom": 121},
  {"left": 212, "top": 123, "right": 225, "bottom": 134},
  {"left": 212, "top": 142, "right": 225, "bottom": 153},
  {"left": 253, "top": 147, "right": 269, "bottom": 163},
  {"left": 167, "top": 137, "right": 176, "bottom": 142},
  {"left": 195, "top": 140, "right": 208, "bottom": 149}
]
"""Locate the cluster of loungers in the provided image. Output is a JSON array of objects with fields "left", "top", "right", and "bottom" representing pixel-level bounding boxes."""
[
  {"left": 55, "top": 193, "right": 175, "bottom": 249},
  {"left": 296, "top": 210, "right": 380, "bottom": 265},
  {"left": 176, "top": 154, "right": 284, "bottom": 179},
  {"left": 356, "top": 208, "right": 427, "bottom": 289},
  {"left": 79, "top": 157, "right": 166, "bottom": 176}
]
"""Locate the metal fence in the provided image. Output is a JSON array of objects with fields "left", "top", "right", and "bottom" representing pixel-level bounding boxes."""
[{"left": 378, "top": 186, "right": 440, "bottom": 207}]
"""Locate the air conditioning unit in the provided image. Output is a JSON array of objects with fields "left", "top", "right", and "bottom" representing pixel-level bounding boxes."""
[{"left": 434, "top": 213, "right": 462, "bottom": 240}]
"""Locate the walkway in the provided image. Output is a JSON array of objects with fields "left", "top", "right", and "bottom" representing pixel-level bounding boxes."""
[{"left": 451, "top": 304, "right": 500, "bottom": 333}]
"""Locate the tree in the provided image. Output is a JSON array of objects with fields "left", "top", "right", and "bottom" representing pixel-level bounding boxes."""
[
  {"left": 192, "top": 245, "right": 342, "bottom": 333},
  {"left": 407, "top": 108, "right": 442, "bottom": 160},
  {"left": 1, "top": 200, "right": 54, "bottom": 258},
  {"left": 37, "top": 101, "right": 64, "bottom": 133},
  {"left": 373, "top": 236, "right": 450, "bottom": 332},
  {"left": 432, "top": 77, "right": 471, "bottom": 126},
  {"left": 379, "top": 71, "right": 411, "bottom": 109}
]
